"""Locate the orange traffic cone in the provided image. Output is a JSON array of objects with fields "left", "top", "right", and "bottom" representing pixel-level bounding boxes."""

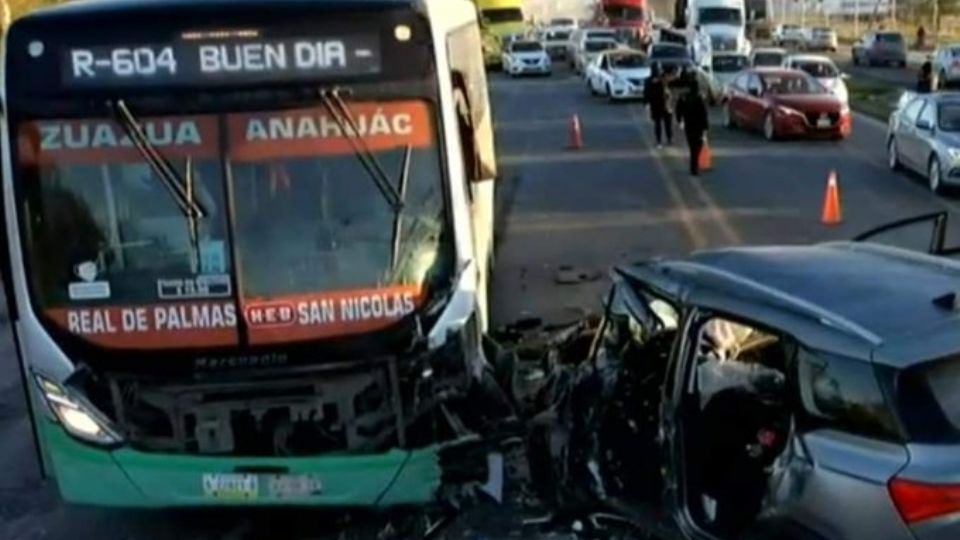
[
  {"left": 821, "top": 170, "right": 842, "bottom": 225},
  {"left": 568, "top": 114, "right": 583, "bottom": 150}
]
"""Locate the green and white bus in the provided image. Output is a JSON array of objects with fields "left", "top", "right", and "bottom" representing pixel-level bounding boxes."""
[{"left": 1, "top": 0, "right": 500, "bottom": 507}]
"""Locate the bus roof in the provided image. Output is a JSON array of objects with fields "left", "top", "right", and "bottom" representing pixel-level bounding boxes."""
[{"left": 25, "top": 0, "right": 419, "bottom": 18}]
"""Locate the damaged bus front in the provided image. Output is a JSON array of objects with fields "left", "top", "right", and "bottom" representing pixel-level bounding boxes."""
[{"left": 1, "top": 0, "right": 501, "bottom": 508}]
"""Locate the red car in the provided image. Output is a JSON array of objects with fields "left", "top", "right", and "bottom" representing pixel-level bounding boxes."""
[{"left": 722, "top": 68, "right": 852, "bottom": 140}]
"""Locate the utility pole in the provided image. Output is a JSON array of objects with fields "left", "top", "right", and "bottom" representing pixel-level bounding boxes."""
[{"left": 854, "top": 0, "right": 860, "bottom": 37}]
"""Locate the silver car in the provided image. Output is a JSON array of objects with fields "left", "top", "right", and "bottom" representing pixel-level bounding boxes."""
[
  {"left": 932, "top": 44, "right": 960, "bottom": 89},
  {"left": 888, "top": 92, "right": 960, "bottom": 194},
  {"left": 806, "top": 26, "right": 838, "bottom": 52}
]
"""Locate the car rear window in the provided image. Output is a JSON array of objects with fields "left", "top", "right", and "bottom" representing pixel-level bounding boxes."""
[
  {"left": 652, "top": 45, "right": 689, "bottom": 59},
  {"left": 892, "top": 356, "right": 960, "bottom": 443},
  {"left": 713, "top": 55, "right": 749, "bottom": 72},
  {"left": 753, "top": 52, "right": 784, "bottom": 66},
  {"left": 940, "top": 103, "right": 960, "bottom": 131},
  {"left": 586, "top": 40, "right": 617, "bottom": 52},
  {"left": 878, "top": 33, "right": 905, "bottom": 43},
  {"left": 793, "top": 60, "right": 838, "bottom": 78}
]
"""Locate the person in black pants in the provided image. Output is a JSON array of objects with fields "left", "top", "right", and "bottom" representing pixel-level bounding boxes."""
[
  {"left": 678, "top": 78, "right": 709, "bottom": 176},
  {"left": 644, "top": 63, "right": 673, "bottom": 147}
]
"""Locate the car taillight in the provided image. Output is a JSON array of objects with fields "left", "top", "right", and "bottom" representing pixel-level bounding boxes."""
[{"left": 889, "top": 478, "right": 960, "bottom": 524}]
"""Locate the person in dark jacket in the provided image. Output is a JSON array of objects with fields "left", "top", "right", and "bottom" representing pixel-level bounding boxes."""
[
  {"left": 678, "top": 78, "right": 709, "bottom": 176},
  {"left": 644, "top": 63, "right": 673, "bottom": 147},
  {"left": 917, "top": 60, "right": 934, "bottom": 93}
]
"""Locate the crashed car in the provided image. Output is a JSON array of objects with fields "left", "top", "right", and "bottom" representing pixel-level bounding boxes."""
[{"left": 528, "top": 213, "right": 960, "bottom": 540}]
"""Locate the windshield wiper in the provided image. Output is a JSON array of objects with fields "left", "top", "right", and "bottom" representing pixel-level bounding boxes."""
[
  {"left": 108, "top": 99, "right": 208, "bottom": 220},
  {"left": 390, "top": 145, "right": 413, "bottom": 272},
  {"left": 318, "top": 88, "right": 402, "bottom": 211},
  {"left": 109, "top": 99, "right": 207, "bottom": 272}
]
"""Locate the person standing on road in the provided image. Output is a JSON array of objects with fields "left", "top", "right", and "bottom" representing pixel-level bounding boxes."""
[
  {"left": 678, "top": 78, "right": 709, "bottom": 176},
  {"left": 644, "top": 63, "right": 673, "bottom": 148},
  {"left": 917, "top": 60, "right": 935, "bottom": 93}
]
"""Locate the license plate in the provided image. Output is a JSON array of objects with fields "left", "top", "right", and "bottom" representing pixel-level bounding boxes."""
[
  {"left": 202, "top": 473, "right": 259, "bottom": 500},
  {"left": 201, "top": 473, "right": 323, "bottom": 500},
  {"left": 817, "top": 115, "right": 831, "bottom": 128}
]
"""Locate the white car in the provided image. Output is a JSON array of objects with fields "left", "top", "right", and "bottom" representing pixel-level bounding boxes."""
[
  {"left": 539, "top": 27, "right": 573, "bottom": 60},
  {"left": 575, "top": 38, "right": 620, "bottom": 74},
  {"left": 502, "top": 40, "right": 552, "bottom": 77},
  {"left": 586, "top": 49, "right": 651, "bottom": 101},
  {"left": 933, "top": 43, "right": 960, "bottom": 89},
  {"left": 569, "top": 27, "right": 618, "bottom": 70},
  {"left": 775, "top": 24, "right": 808, "bottom": 47},
  {"left": 547, "top": 17, "right": 577, "bottom": 31},
  {"left": 783, "top": 54, "right": 849, "bottom": 104},
  {"left": 711, "top": 51, "right": 750, "bottom": 90}
]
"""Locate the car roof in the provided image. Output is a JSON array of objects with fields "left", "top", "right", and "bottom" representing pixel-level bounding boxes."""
[
  {"left": 750, "top": 67, "right": 804, "bottom": 76},
  {"left": 625, "top": 242, "right": 960, "bottom": 367},
  {"left": 753, "top": 48, "right": 787, "bottom": 54},
  {"left": 786, "top": 54, "right": 835, "bottom": 63}
]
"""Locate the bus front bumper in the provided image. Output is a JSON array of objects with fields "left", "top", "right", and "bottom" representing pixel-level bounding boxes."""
[{"left": 42, "top": 419, "right": 467, "bottom": 508}]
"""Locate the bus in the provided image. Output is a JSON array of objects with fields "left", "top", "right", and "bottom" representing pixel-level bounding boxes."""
[
  {"left": 1, "top": 0, "right": 502, "bottom": 508},
  {"left": 598, "top": 0, "right": 651, "bottom": 45}
]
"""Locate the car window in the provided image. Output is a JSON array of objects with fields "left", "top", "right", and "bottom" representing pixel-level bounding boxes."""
[
  {"left": 610, "top": 53, "right": 648, "bottom": 68},
  {"left": 939, "top": 102, "right": 960, "bottom": 131},
  {"left": 918, "top": 100, "right": 936, "bottom": 127},
  {"left": 585, "top": 40, "right": 617, "bottom": 53},
  {"left": 511, "top": 41, "right": 543, "bottom": 53},
  {"left": 797, "top": 349, "right": 902, "bottom": 441},
  {"left": 600, "top": 55, "right": 609, "bottom": 69},
  {"left": 747, "top": 74, "right": 763, "bottom": 94},
  {"left": 732, "top": 73, "right": 749, "bottom": 90},
  {"left": 753, "top": 52, "right": 784, "bottom": 67},
  {"left": 902, "top": 97, "right": 925, "bottom": 123},
  {"left": 761, "top": 73, "right": 824, "bottom": 95},
  {"left": 713, "top": 55, "right": 749, "bottom": 72},
  {"left": 793, "top": 60, "right": 838, "bottom": 78},
  {"left": 877, "top": 33, "right": 904, "bottom": 44},
  {"left": 598, "top": 282, "right": 679, "bottom": 364},
  {"left": 652, "top": 45, "right": 690, "bottom": 59}
]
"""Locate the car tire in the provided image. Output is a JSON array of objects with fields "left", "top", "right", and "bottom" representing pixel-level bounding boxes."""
[
  {"left": 763, "top": 112, "right": 778, "bottom": 141},
  {"left": 888, "top": 138, "right": 901, "bottom": 171},
  {"left": 929, "top": 155, "right": 945, "bottom": 194},
  {"left": 722, "top": 104, "right": 735, "bottom": 129}
]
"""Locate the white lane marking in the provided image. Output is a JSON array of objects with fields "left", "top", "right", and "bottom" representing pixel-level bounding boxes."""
[
  {"left": 623, "top": 106, "right": 707, "bottom": 249},
  {"left": 509, "top": 208, "right": 797, "bottom": 234},
  {"left": 628, "top": 105, "right": 742, "bottom": 247}
]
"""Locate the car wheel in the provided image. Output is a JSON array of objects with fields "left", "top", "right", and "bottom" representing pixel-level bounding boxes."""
[
  {"left": 763, "top": 112, "right": 777, "bottom": 141},
  {"left": 929, "top": 155, "right": 945, "bottom": 194},
  {"left": 887, "top": 138, "right": 901, "bottom": 171},
  {"left": 722, "top": 104, "right": 735, "bottom": 129}
]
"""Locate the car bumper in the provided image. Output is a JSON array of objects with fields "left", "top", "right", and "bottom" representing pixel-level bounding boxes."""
[
  {"left": 608, "top": 84, "right": 646, "bottom": 100},
  {"left": 41, "top": 418, "right": 480, "bottom": 508},
  {"left": 776, "top": 112, "right": 852, "bottom": 138}
]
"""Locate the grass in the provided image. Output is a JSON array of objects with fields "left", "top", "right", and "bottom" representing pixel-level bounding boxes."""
[{"left": 846, "top": 77, "right": 905, "bottom": 121}]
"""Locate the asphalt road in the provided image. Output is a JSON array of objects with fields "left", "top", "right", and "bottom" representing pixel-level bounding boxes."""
[{"left": 3, "top": 65, "right": 960, "bottom": 540}]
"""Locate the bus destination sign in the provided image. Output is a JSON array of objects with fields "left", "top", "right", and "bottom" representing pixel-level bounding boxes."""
[{"left": 61, "top": 34, "right": 381, "bottom": 88}]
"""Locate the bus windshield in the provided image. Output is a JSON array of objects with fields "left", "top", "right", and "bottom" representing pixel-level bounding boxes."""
[
  {"left": 603, "top": 6, "right": 644, "bottom": 21},
  {"left": 482, "top": 8, "right": 523, "bottom": 24},
  {"left": 16, "top": 99, "right": 454, "bottom": 348}
]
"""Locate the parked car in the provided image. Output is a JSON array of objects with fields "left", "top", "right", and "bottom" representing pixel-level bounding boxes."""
[
  {"left": 782, "top": 54, "right": 849, "bottom": 104},
  {"left": 852, "top": 31, "right": 907, "bottom": 67},
  {"left": 501, "top": 40, "right": 552, "bottom": 77},
  {"left": 585, "top": 49, "right": 651, "bottom": 101},
  {"left": 806, "top": 26, "right": 838, "bottom": 52},
  {"left": 932, "top": 43, "right": 960, "bottom": 89},
  {"left": 887, "top": 91, "right": 960, "bottom": 194},
  {"left": 574, "top": 38, "right": 620, "bottom": 74},
  {"left": 530, "top": 222, "right": 960, "bottom": 540},
  {"left": 723, "top": 68, "right": 851, "bottom": 140},
  {"left": 750, "top": 47, "right": 787, "bottom": 67}
]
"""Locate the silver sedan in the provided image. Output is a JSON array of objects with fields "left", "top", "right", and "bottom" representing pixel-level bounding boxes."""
[{"left": 887, "top": 92, "right": 960, "bottom": 194}]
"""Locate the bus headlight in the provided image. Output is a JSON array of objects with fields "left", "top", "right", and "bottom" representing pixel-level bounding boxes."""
[{"left": 34, "top": 374, "right": 123, "bottom": 447}]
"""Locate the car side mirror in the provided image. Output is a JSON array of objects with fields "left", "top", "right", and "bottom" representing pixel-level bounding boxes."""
[
  {"left": 916, "top": 118, "right": 934, "bottom": 131},
  {"left": 841, "top": 72, "right": 851, "bottom": 80}
]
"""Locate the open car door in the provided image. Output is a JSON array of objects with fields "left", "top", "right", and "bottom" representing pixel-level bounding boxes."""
[{"left": 854, "top": 211, "right": 960, "bottom": 256}]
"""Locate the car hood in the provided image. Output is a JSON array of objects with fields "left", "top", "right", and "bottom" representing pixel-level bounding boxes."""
[
  {"left": 611, "top": 67, "right": 652, "bottom": 79},
  {"left": 770, "top": 94, "right": 843, "bottom": 113}
]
